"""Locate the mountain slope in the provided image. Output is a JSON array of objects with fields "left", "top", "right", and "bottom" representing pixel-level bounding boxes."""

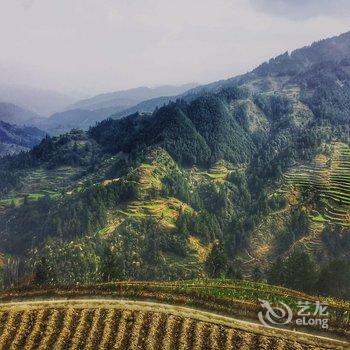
[
  {"left": 89, "top": 90, "right": 255, "bottom": 168},
  {"left": 0, "top": 32, "right": 350, "bottom": 299},
  {"left": 186, "top": 31, "right": 350, "bottom": 96},
  {"left": 0, "top": 102, "right": 43, "bottom": 125},
  {"left": 0, "top": 121, "right": 46, "bottom": 157},
  {"left": 110, "top": 95, "right": 178, "bottom": 119},
  {"left": 0, "top": 85, "right": 75, "bottom": 116}
]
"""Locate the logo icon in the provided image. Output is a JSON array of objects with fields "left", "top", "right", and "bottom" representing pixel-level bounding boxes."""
[{"left": 258, "top": 299, "right": 293, "bottom": 327}]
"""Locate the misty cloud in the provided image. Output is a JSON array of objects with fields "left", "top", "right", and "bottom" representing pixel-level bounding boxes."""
[
  {"left": 250, "top": 0, "right": 350, "bottom": 20},
  {"left": 19, "top": 0, "right": 36, "bottom": 10}
]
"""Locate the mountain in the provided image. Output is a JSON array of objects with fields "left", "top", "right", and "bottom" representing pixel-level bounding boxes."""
[
  {"left": 0, "top": 120, "right": 46, "bottom": 157},
  {"left": 0, "top": 102, "right": 43, "bottom": 125},
  {"left": 69, "top": 83, "right": 198, "bottom": 111},
  {"left": 0, "top": 102, "right": 46, "bottom": 155},
  {"left": 34, "top": 106, "right": 126, "bottom": 136},
  {"left": 0, "top": 32, "right": 350, "bottom": 299},
  {"left": 0, "top": 85, "right": 76, "bottom": 116},
  {"left": 37, "top": 84, "right": 199, "bottom": 135},
  {"left": 111, "top": 32, "right": 350, "bottom": 119},
  {"left": 186, "top": 31, "right": 350, "bottom": 94}
]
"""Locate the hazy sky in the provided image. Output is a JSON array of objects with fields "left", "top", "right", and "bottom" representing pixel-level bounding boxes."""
[{"left": 0, "top": 0, "right": 349, "bottom": 96}]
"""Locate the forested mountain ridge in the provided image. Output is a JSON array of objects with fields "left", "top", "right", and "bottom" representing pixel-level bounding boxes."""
[
  {"left": 187, "top": 31, "right": 350, "bottom": 95},
  {"left": 0, "top": 32, "right": 350, "bottom": 298}
]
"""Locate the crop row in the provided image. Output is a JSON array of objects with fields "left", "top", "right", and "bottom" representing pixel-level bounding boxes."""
[
  {"left": 285, "top": 142, "right": 350, "bottom": 226},
  {"left": 1, "top": 282, "right": 349, "bottom": 335},
  {"left": 0, "top": 308, "right": 324, "bottom": 350}
]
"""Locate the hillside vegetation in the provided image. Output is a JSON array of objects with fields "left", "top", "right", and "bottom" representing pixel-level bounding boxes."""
[
  {"left": 0, "top": 32, "right": 350, "bottom": 301},
  {"left": 285, "top": 142, "right": 350, "bottom": 226}
]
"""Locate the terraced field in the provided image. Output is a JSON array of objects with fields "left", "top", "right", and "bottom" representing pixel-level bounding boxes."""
[
  {"left": 123, "top": 198, "right": 191, "bottom": 227},
  {"left": 285, "top": 143, "right": 350, "bottom": 226},
  {"left": 0, "top": 166, "right": 82, "bottom": 207},
  {"left": 0, "top": 299, "right": 346, "bottom": 350},
  {"left": 194, "top": 162, "right": 231, "bottom": 182},
  {"left": 1, "top": 280, "right": 349, "bottom": 338}
]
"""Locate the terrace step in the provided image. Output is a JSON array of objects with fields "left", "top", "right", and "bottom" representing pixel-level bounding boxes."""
[{"left": 284, "top": 142, "right": 350, "bottom": 226}]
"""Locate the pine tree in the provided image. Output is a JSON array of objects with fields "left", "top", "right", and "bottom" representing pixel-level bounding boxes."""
[{"left": 205, "top": 240, "right": 227, "bottom": 278}]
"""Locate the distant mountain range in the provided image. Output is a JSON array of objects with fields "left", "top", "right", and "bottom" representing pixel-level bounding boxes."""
[
  {"left": 34, "top": 107, "right": 122, "bottom": 136},
  {"left": 0, "top": 85, "right": 76, "bottom": 116},
  {"left": 109, "top": 32, "right": 350, "bottom": 119},
  {"left": 34, "top": 83, "right": 199, "bottom": 135},
  {"left": 0, "top": 102, "right": 46, "bottom": 156},
  {"left": 0, "top": 83, "right": 200, "bottom": 137},
  {"left": 69, "top": 84, "right": 198, "bottom": 111},
  {"left": 0, "top": 102, "right": 43, "bottom": 125},
  {"left": 0, "top": 120, "right": 46, "bottom": 157}
]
